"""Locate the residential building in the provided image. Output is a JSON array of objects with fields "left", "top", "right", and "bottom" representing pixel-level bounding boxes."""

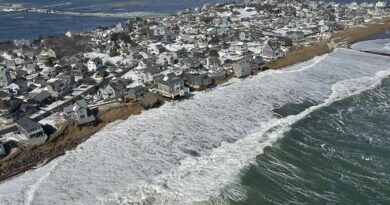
[
  {"left": 154, "top": 74, "right": 189, "bottom": 99},
  {"left": 15, "top": 116, "right": 47, "bottom": 145},
  {"left": 63, "top": 99, "right": 96, "bottom": 126},
  {"left": 232, "top": 62, "right": 252, "bottom": 78},
  {"left": 0, "top": 66, "right": 13, "bottom": 86}
]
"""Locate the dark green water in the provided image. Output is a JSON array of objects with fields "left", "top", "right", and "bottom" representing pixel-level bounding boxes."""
[{"left": 233, "top": 77, "right": 390, "bottom": 205}]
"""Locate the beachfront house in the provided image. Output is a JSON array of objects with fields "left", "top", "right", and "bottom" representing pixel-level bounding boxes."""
[
  {"left": 15, "top": 116, "right": 48, "bottom": 145},
  {"left": 248, "top": 56, "right": 267, "bottom": 71},
  {"left": 153, "top": 73, "right": 190, "bottom": 99},
  {"left": 262, "top": 39, "right": 283, "bottom": 59},
  {"left": 184, "top": 72, "right": 213, "bottom": 90},
  {"left": 126, "top": 85, "right": 146, "bottom": 100},
  {"left": 232, "top": 62, "right": 252, "bottom": 78},
  {"left": 63, "top": 99, "right": 96, "bottom": 126},
  {"left": 100, "top": 79, "right": 129, "bottom": 101}
]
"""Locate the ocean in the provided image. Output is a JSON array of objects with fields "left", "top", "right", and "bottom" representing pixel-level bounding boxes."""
[
  {"left": 0, "top": 0, "right": 230, "bottom": 42},
  {"left": 0, "top": 41, "right": 389, "bottom": 204},
  {"left": 0, "top": 0, "right": 378, "bottom": 42}
]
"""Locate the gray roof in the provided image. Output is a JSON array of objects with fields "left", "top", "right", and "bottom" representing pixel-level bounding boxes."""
[
  {"left": 63, "top": 99, "right": 88, "bottom": 113},
  {"left": 29, "top": 91, "right": 51, "bottom": 102},
  {"left": 16, "top": 116, "right": 40, "bottom": 131}
]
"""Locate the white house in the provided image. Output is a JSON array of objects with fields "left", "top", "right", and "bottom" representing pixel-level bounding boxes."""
[
  {"left": 63, "top": 99, "right": 96, "bottom": 126},
  {"left": 156, "top": 53, "right": 175, "bottom": 66},
  {"left": 376, "top": 0, "right": 387, "bottom": 8},
  {"left": 87, "top": 57, "right": 104, "bottom": 72},
  {"left": 15, "top": 116, "right": 48, "bottom": 145},
  {"left": 262, "top": 39, "right": 283, "bottom": 59}
]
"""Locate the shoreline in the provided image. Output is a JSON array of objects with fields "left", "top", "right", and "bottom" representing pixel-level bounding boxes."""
[{"left": 1, "top": 17, "right": 390, "bottom": 184}]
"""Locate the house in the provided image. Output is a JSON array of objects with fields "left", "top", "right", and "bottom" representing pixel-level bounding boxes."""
[
  {"left": 208, "top": 66, "right": 227, "bottom": 82},
  {"left": 161, "top": 33, "right": 176, "bottom": 44},
  {"left": 248, "top": 56, "right": 266, "bottom": 71},
  {"left": 262, "top": 39, "right": 283, "bottom": 59},
  {"left": 232, "top": 62, "right": 252, "bottom": 78},
  {"left": 174, "top": 48, "right": 188, "bottom": 59},
  {"left": 206, "top": 57, "right": 221, "bottom": 67},
  {"left": 4, "top": 60, "right": 16, "bottom": 70},
  {"left": 38, "top": 48, "right": 57, "bottom": 61},
  {"left": 63, "top": 99, "right": 96, "bottom": 126},
  {"left": 29, "top": 91, "right": 53, "bottom": 106},
  {"left": 46, "top": 79, "right": 72, "bottom": 98},
  {"left": 25, "top": 63, "right": 40, "bottom": 75},
  {"left": 286, "top": 31, "right": 305, "bottom": 42},
  {"left": 184, "top": 72, "right": 213, "bottom": 90},
  {"left": 100, "top": 79, "right": 129, "bottom": 101},
  {"left": 0, "top": 67, "right": 13, "bottom": 86},
  {"left": 153, "top": 26, "right": 167, "bottom": 36},
  {"left": 149, "top": 44, "right": 166, "bottom": 55},
  {"left": 87, "top": 57, "right": 104, "bottom": 72},
  {"left": 20, "top": 103, "right": 39, "bottom": 116},
  {"left": 126, "top": 85, "right": 146, "bottom": 100},
  {"left": 11, "top": 77, "right": 28, "bottom": 93},
  {"left": 15, "top": 116, "right": 47, "bottom": 145},
  {"left": 239, "top": 31, "right": 253, "bottom": 42},
  {"left": 156, "top": 53, "right": 175, "bottom": 66},
  {"left": 139, "top": 64, "right": 163, "bottom": 83},
  {"left": 0, "top": 98, "right": 24, "bottom": 124},
  {"left": 153, "top": 74, "right": 190, "bottom": 99}
]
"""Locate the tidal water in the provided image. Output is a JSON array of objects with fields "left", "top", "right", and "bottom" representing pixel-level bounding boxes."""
[
  {"left": 233, "top": 77, "right": 390, "bottom": 205},
  {"left": 0, "top": 0, "right": 374, "bottom": 42},
  {"left": 0, "top": 0, "right": 229, "bottom": 42}
]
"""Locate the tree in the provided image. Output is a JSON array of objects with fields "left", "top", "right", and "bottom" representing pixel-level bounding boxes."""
[{"left": 109, "top": 47, "right": 120, "bottom": 57}]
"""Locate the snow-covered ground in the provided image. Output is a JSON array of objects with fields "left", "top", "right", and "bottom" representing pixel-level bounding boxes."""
[
  {"left": 39, "top": 113, "right": 66, "bottom": 129},
  {"left": 84, "top": 52, "right": 124, "bottom": 65},
  {"left": 351, "top": 38, "right": 390, "bottom": 55},
  {"left": 0, "top": 48, "right": 389, "bottom": 205}
]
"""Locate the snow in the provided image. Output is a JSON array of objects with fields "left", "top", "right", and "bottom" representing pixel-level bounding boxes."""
[
  {"left": 165, "top": 43, "right": 195, "bottom": 52},
  {"left": 0, "top": 49, "right": 389, "bottom": 205},
  {"left": 39, "top": 113, "right": 66, "bottom": 129},
  {"left": 84, "top": 52, "right": 124, "bottom": 65},
  {"left": 1, "top": 52, "right": 12, "bottom": 61},
  {"left": 40, "top": 100, "right": 66, "bottom": 112},
  {"left": 122, "top": 69, "right": 139, "bottom": 81}
]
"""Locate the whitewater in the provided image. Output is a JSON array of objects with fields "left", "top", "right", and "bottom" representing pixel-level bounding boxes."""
[{"left": 0, "top": 48, "right": 389, "bottom": 205}]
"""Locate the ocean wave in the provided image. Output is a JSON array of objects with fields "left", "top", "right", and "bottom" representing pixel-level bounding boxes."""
[
  {"left": 112, "top": 70, "right": 390, "bottom": 205},
  {"left": 351, "top": 38, "right": 390, "bottom": 55}
]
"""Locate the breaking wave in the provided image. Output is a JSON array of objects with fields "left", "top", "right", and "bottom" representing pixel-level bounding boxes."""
[{"left": 112, "top": 70, "right": 390, "bottom": 205}]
